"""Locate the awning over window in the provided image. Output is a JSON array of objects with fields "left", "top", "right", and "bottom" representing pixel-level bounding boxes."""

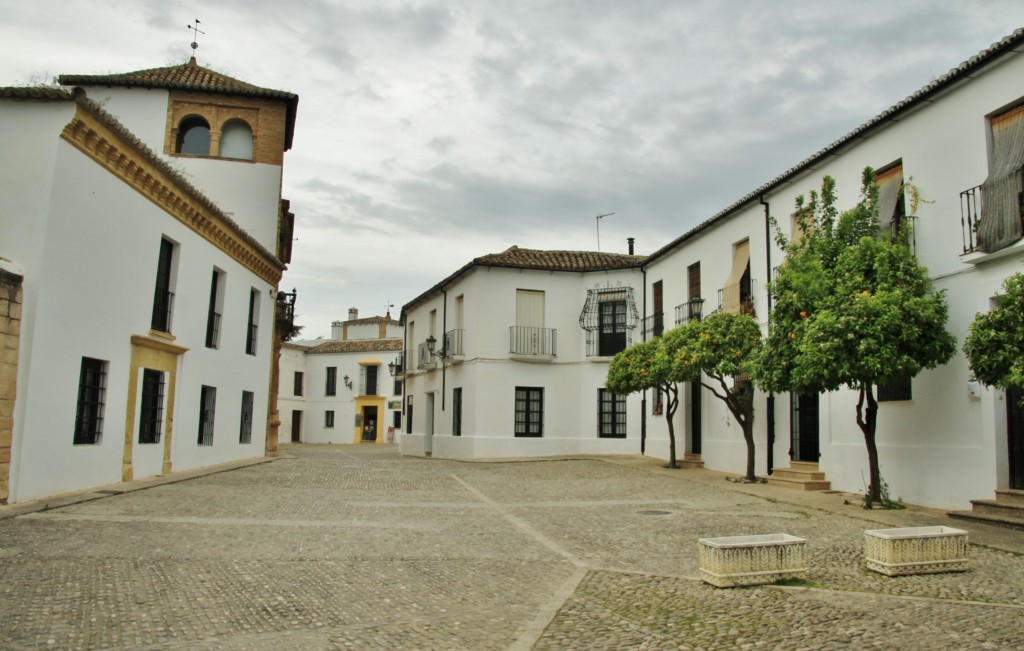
[
  {"left": 876, "top": 164, "right": 904, "bottom": 235},
  {"left": 579, "top": 287, "right": 640, "bottom": 331},
  {"left": 979, "top": 105, "right": 1024, "bottom": 252},
  {"left": 721, "top": 240, "right": 750, "bottom": 314}
]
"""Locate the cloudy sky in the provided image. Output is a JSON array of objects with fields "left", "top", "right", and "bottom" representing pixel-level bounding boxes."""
[{"left": 4, "top": 1, "right": 1024, "bottom": 338}]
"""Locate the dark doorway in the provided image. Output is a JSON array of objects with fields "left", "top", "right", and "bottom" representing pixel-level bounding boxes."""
[
  {"left": 291, "top": 410, "right": 302, "bottom": 443},
  {"left": 791, "top": 393, "right": 819, "bottom": 462},
  {"left": 1008, "top": 387, "right": 1024, "bottom": 490},
  {"left": 362, "top": 406, "right": 378, "bottom": 442}
]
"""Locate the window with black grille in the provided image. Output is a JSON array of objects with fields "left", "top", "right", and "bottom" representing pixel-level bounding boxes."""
[
  {"left": 294, "top": 371, "right": 304, "bottom": 396},
  {"left": 514, "top": 387, "right": 544, "bottom": 437},
  {"left": 239, "top": 391, "right": 254, "bottom": 444},
  {"left": 73, "top": 357, "right": 106, "bottom": 445},
  {"left": 325, "top": 410, "right": 335, "bottom": 428},
  {"left": 151, "top": 238, "right": 175, "bottom": 332},
  {"left": 598, "top": 389, "right": 627, "bottom": 438},
  {"left": 877, "top": 378, "right": 912, "bottom": 402},
  {"left": 453, "top": 387, "right": 463, "bottom": 437},
  {"left": 245, "top": 289, "right": 259, "bottom": 355},
  {"left": 325, "top": 367, "right": 337, "bottom": 396}
]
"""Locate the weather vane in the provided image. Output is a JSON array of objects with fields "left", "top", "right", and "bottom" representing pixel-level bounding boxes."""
[
  {"left": 187, "top": 18, "right": 205, "bottom": 53},
  {"left": 385, "top": 300, "right": 395, "bottom": 317}
]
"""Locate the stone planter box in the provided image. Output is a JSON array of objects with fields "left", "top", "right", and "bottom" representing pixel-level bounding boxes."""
[
  {"left": 864, "top": 526, "right": 968, "bottom": 576},
  {"left": 698, "top": 533, "right": 808, "bottom": 587}
]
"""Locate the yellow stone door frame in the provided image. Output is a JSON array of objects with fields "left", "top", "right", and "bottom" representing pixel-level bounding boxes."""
[
  {"left": 123, "top": 335, "right": 188, "bottom": 481},
  {"left": 353, "top": 396, "right": 386, "bottom": 444}
]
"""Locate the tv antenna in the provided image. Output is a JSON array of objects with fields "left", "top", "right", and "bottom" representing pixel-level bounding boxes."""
[
  {"left": 187, "top": 18, "right": 205, "bottom": 53},
  {"left": 595, "top": 212, "right": 615, "bottom": 252}
]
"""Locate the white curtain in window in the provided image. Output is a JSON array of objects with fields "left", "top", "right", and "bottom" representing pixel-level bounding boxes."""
[
  {"left": 979, "top": 107, "right": 1024, "bottom": 252},
  {"left": 220, "top": 120, "right": 253, "bottom": 160}
]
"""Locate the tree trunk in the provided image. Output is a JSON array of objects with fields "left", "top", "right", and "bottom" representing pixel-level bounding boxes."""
[
  {"left": 856, "top": 383, "right": 881, "bottom": 503},
  {"left": 741, "top": 418, "right": 756, "bottom": 482},
  {"left": 664, "top": 383, "right": 679, "bottom": 468}
]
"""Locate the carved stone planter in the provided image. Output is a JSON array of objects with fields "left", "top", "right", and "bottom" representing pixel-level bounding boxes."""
[
  {"left": 864, "top": 526, "right": 968, "bottom": 576},
  {"left": 698, "top": 533, "right": 808, "bottom": 587}
]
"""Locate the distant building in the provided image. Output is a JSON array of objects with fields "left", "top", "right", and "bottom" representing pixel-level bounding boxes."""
[
  {"left": 400, "top": 246, "right": 646, "bottom": 459},
  {"left": 279, "top": 309, "right": 404, "bottom": 445},
  {"left": 0, "top": 57, "right": 298, "bottom": 503}
]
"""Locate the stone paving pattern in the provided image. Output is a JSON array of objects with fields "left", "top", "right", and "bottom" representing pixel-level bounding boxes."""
[{"left": 0, "top": 444, "right": 1022, "bottom": 649}]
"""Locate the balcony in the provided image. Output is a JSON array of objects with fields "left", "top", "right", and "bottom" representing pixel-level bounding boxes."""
[
  {"left": 643, "top": 313, "right": 665, "bottom": 338},
  {"left": 390, "top": 351, "right": 405, "bottom": 377},
  {"left": 961, "top": 170, "right": 1024, "bottom": 254},
  {"left": 441, "top": 329, "right": 464, "bottom": 360},
  {"left": 245, "top": 322, "right": 258, "bottom": 355},
  {"left": 586, "top": 329, "right": 632, "bottom": 357},
  {"left": 205, "top": 311, "right": 221, "bottom": 349},
  {"left": 417, "top": 341, "right": 435, "bottom": 369},
  {"left": 718, "top": 279, "right": 756, "bottom": 317},
  {"left": 674, "top": 298, "right": 705, "bottom": 326},
  {"left": 151, "top": 288, "right": 174, "bottom": 333},
  {"left": 509, "top": 326, "right": 556, "bottom": 357}
]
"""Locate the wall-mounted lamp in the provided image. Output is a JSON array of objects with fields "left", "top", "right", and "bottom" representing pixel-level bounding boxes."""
[
  {"left": 343, "top": 374, "right": 352, "bottom": 389},
  {"left": 388, "top": 361, "right": 396, "bottom": 376},
  {"left": 426, "top": 334, "right": 448, "bottom": 360}
]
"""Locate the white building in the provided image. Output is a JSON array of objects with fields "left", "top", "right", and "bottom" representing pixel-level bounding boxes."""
[
  {"left": 0, "top": 57, "right": 298, "bottom": 503},
  {"left": 278, "top": 310, "right": 404, "bottom": 445},
  {"left": 399, "top": 245, "right": 646, "bottom": 460},
  {"left": 641, "top": 28, "right": 1024, "bottom": 511}
]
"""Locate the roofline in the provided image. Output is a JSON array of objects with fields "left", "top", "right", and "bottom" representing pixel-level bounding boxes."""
[
  {"left": 644, "top": 27, "right": 1024, "bottom": 265},
  {"left": 58, "top": 84, "right": 286, "bottom": 274},
  {"left": 399, "top": 253, "right": 646, "bottom": 322},
  {"left": 58, "top": 65, "right": 299, "bottom": 150}
]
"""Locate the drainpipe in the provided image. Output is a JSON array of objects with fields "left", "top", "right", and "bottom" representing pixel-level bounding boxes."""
[
  {"left": 760, "top": 194, "right": 775, "bottom": 475},
  {"left": 640, "top": 260, "right": 647, "bottom": 455},
  {"left": 441, "top": 289, "right": 447, "bottom": 411}
]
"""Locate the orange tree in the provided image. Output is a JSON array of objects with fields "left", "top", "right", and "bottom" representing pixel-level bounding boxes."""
[
  {"left": 964, "top": 272, "right": 1024, "bottom": 392},
  {"left": 756, "top": 171, "right": 955, "bottom": 504},
  {"left": 606, "top": 337, "right": 684, "bottom": 468}
]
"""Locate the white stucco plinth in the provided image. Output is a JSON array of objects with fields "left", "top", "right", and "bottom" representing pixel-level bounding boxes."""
[
  {"left": 864, "top": 526, "right": 968, "bottom": 576},
  {"left": 697, "top": 533, "right": 808, "bottom": 588}
]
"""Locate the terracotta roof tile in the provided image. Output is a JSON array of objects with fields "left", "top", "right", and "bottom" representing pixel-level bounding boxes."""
[
  {"left": 401, "top": 246, "right": 645, "bottom": 315},
  {"left": 647, "top": 27, "right": 1024, "bottom": 263},
  {"left": 0, "top": 87, "right": 74, "bottom": 101},
  {"left": 307, "top": 338, "right": 404, "bottom": 354},
  {"left": 58, "top": 58, "right": 299, "bottom": 149}
]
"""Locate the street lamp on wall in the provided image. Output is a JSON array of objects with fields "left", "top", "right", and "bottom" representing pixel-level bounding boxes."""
[{"left": 426, "top": 334, "right": 448, "bottom": 360}]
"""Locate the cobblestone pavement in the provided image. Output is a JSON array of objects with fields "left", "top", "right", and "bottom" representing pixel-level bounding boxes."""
[{"left": 1, "top": 445, "right": 1022, "bottom": 650}]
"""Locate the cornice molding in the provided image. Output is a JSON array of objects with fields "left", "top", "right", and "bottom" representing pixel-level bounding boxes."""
[{"left": 61, "top": 105, "right": 283, "bottom": 285}]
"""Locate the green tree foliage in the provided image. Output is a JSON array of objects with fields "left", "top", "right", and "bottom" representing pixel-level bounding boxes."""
[
  {"left": 756, "top": 170, "right": 956, "bottom": 503},
  {"left": 607, "top": 338, "right": 684, "bottom": 467},
  {"left": 670, "top": 313, "right": 762, "bottom": 481},
  {"left": 964, "top": 272, "right": 1024, "bottom": 391}
]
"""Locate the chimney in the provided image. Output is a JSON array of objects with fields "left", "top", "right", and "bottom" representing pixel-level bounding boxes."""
[
  {"left": 348, "top": 307, "right": 358, "bottom": 321},
  {"left": 627, "top": 237, "right": 635, "bottom": 255},
  {"left": 331, "top": 320, "right": 344, "bottom": 340}
]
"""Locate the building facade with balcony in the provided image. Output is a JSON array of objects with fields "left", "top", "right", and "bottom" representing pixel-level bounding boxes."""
[
  {"left": 399, "top": 246, "right": 645, "bottom": 460},
  {"left": 277, "top": 310, "right": 404, "bottom": 445},
  {"left": 641, "top": 28, "right": 1024, "bottom": 510},
  {"left": 0, "top": 57, "right": 298, "bottom": 503}
]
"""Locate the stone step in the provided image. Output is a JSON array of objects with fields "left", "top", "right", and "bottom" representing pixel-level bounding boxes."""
[
  {"left": 947, "top": 509, "right": 1024, "bottom": 532},
  {"left": 766, "top": 475, "right": 831, "bottom": 491},
  {"left": 970, "top": 499, "right": 1024, "bottom": 520},
  {"left": 772, "top": 468, "right": 827, "bottom": 481},
  {"left": 680, "top": 453, "right": 704, "bottom": 469},
  {"left": 994, "top": 488, "right": 1024, "bottom": 506}
]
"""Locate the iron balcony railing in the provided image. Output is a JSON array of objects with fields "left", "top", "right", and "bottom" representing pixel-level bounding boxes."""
[
  {"left": 393, "top": 351, "right": 405, "bottom": 376},
  {"left": 642, "top": 313, "right": 665, "bottom": 338},
  {"left": 152, "top": 288, "right": 174, "bottom": 333},
  {"left": 674, "top": 298, "right": 705, "bottom": 326},
  {"left": 417, "top": 341, "right": 435, "bottom": 369},
  {"left": 245, "top": 322, "right": 258, "bottom": 355},
  {"left": 961, "top": 170, "right": 1024, "bottom": 254},
  {"left": 509, "top": 326, "right": 556, "bottom": 356},
  {"left": 585, "top": 329, "right": 632, "bottom": 357},
  {"left": 205, "top": 311, "right": 221, "bottom": 349},
  {"left": 718, "top": 279, "right": 757, "bottom": 317},
  {"left": 443, "top": 329, "right": 464, "bottom": 358}
]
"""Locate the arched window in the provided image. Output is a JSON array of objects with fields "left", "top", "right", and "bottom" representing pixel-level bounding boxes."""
[
  {"left": 177, "top": 117, "right": 211, "bottom": 155},
  {"left": 219, "top": 119, "right": 253, "bottom": 160}
]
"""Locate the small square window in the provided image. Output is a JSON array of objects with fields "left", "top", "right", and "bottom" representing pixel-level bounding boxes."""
[{"left": 325, "top": 410, "right": 335, "bottom": 428}]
